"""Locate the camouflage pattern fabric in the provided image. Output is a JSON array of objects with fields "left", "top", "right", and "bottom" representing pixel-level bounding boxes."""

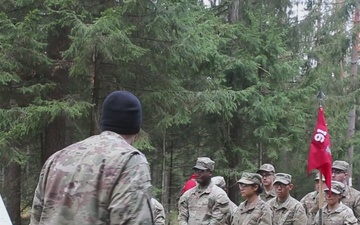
[
  {"left": 269, "top": 195, "right": 308, "bottom": 225},
  {"left": 231, "top": 198, "right": 272, "bottom": 225},
  {"left": 151, "top": 198, "right": 165, "bottom": 225},
  {"left": 259, "top": 189, "right": 276, "bottom": 202},
  {"left": 225, "top": 199, "right": 237, "bottom": 225},
  {"left": 300, "top": 191, "right": 325, "bottom": 225},
  {"left": 178, "top": 181, "right": 230, "bottom": 225},
  {"left": 342, "top": 185, "right": 360, "bottom": 222},
  {"left": 313, "top": 202, "right": 358, "bottom": 225},
  {"left": 30, "top": 131, "right": 153, "bottom": 225}
]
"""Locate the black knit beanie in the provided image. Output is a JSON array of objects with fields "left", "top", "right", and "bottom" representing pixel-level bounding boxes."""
[{"left": 100, "top": 91, "right": 142, "bottom": 135}]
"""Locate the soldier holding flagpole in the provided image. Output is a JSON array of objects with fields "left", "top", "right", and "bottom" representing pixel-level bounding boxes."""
[{"left": 307, "top": 91, "right": 333, "bottom": 225}]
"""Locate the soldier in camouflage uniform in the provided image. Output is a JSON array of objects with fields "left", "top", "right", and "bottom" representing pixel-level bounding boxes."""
[
  {"left": 231, "top": 172, "right": 272, "bottom": 225},
  {"left": 300, "top": 173, "right": 326, "bottom": 225},
  {"left": 313, "top": 181, "right": 358, "bottom": 225},
  {"left": 332, "top": 160, "right": 360, "bottom": 222},
  {"left": 211, "top": 176, "right": 237, "bottom": 225},
  {"left": 269, "top": 173, "right": 308, "bottom": 225},
  {"left": 30, "top": 91, "right": 153, "bottom": 225},
  {"left": 178, "top": 157, "right": 230, "bottom": 225},
  {"left": 151, "top": 198, "right": 166, "bottom": 225},
  {"left": 257, "top": 164, "right": 276, "bottom": 202}
]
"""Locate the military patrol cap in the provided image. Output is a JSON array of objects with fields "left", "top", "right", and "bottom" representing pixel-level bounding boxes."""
[
  {"left": 212, "top": 176, "right": 226, "bottom": 189},
  {"left": 314, "top": 173, "right": 325, "bottom": 181},
  {"left": 325, "top": 181, "right": 345, "bottom": 195},
  {"left": 273, "top": 173, "right": 292, "bottom": 185},
  {"left": 257, "top": 164, "right": 275, "bottom": 173},
  {"left": 332, "top": 160, "right": 349, "bottom": 172},
  {"left": 237, "top": 172, "right": 262, "bottom": 185},
  {"left": 193, "top": 157, "right": 215, "bottom": 171}
]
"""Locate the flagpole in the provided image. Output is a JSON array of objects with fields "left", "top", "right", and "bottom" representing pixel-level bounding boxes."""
[
  {"left": 318, "top": 172, "right": 323, "bottom": 225},
  {"left": 317, "top": 91, "right": 325, "bottom": 225}
]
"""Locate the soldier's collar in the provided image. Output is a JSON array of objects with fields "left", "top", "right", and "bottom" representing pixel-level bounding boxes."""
[{"left": 274, "top": 195, "right": 292, "bottom": 209}]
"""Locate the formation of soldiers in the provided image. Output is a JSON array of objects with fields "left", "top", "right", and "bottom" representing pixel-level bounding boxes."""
[
  {"left": 27, "top": 90, "right": 360, "bottom": 225},
  {"left": 176, "top": 157, "right": 360, "bottom": 225}
]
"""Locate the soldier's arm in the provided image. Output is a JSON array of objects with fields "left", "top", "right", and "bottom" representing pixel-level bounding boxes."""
[
  {"left": 293, "top": 204, "right": 308, "bottom": 225},
  {"left": 299, "top": 196, "right": 309, "bottom": 215},
  {"left": 154, "top": 202, "right": 166, "bottom": 225},
  {"left": 353, "top": 194, "right": 360, "bottom": 222},
  {"left": 209, "top": 193, "right": 230, "bottom": 225},
  {"left": 178, "top": 194, "right": 189, "bottom": 225},
  {"left": 29, "top": 157, "right": 53, "bottom": 225},
  {"left": 312, "top": 211, "right": 319, "bottom": 225},
  {"left": 345, "top": 207, "right": 358, "bottom": 225},
  {"left": 108, "top": 153, "right": 153, "bottom": 225},
  {"left": 258, "top": 204, "right": 273, "bottom": 225}
]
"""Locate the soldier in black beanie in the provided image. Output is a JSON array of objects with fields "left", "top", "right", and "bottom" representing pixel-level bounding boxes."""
[
  {"left": 30, "top": 90, "right": 154, "bottom": 225},
  {"left": 100, "top": 91, "right": 142, "bottom": 141}
]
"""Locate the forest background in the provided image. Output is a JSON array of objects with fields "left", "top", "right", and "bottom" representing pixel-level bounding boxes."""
[{"left": 1, "top": 0, "right": 360, "bottom": 224}]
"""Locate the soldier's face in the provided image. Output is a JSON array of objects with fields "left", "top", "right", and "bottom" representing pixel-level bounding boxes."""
[
  {"left": 332, "top": 169, "right": 348, "bottom": 183},
  {"left": 325, "top": 192, "right": 341, "bottom": 206},
  {"left": 194, "top": 169, "right": 211, "bottom": 185},
  {"left": 239, "top": 183, "right": 257, "bottom": 198},
  {"left": 274, "top": 182, "right": 293, "bottom": 198},
  {"left": 259, "top": 171, "right": 274, "bottom": 186}
]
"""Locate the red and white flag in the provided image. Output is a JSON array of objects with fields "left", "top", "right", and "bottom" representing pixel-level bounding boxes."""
[{"left": 307, "top": 107, "right": 332, "bottom": 192}]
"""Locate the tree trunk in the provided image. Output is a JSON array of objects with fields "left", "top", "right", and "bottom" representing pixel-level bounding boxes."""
[
  {"left": 348, "top": 106, "right": 356, "bottom": 186},
  {"left": 168, "top": 146, "right": 173, "bottom": 212},
  {"left": 42, "top": 114, "right": 66, "bottom": 164},
  {"left": 4, "top": 162, "right": 21, "bottom": 225},
  {"left": 228, "top": 0, "right": 239, "bottom": 23},
  {"left": 90, "top": 52, "right": 101, "bottom": 136},
  {"left": 348, "top": 1, "right": 359, "bottom": 186},
  {"left": 41, "top": 25, "right": 71, "bottom": 164},
  {"left": 161, "top": 131, "right": 170, "bottom": 213}
]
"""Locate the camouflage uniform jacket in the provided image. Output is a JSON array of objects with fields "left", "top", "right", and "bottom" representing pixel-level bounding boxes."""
[
  {"left": 231, "top": 198, "right": 272, "bottom": 225},
  {"left": 342, "top": 185, "right": 360, "bottom": 222},
  {"left": 269, "top": 195, "right": 308, "bottom": 225},
  {"left": 260, "top": 188, "right": 276, "bottom": 202},
  {"left": 178, "top": 181, "right": 230, "bottom": 225},
  {"left": 313, "top": 202, "right": 358, "bottom": 225},
  {"left": 225, "top": 199, "right": 237, "bottom": 225},
  {"left": 151, "top": 198, "right": 165, "bottom": 225},
  {"left": 30, "top": 131, "right": 153, "bottom": 225},
  {"left": 300, "top": 191, "right": 325, "bottom": 225}
]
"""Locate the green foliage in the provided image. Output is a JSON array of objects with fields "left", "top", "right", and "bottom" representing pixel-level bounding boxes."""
[{"left": 2, "top": 0, "right": 360, "bottom": 220}]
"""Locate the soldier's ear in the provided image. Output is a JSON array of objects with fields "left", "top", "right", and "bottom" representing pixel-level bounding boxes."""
[
  {"left": 344, "top": 172, "right": 349, "bottom": 179},
  {"left": 288, "top": 183, "right": 294, "bottom": 191}
]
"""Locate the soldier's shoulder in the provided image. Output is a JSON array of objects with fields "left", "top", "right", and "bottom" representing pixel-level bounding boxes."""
[
  {"left": 210, "top": 185, "right": 230, "bottom": 204},
  {"left": 211, "top": 183, "right": 227, "bottom": 195},
  {"left": 339, "top": 203, "right": 358, "bottom": 223},
  {"left": 349, "top": 186, "right": 360, "bottom": 195},
  {"left": 288, "top": 196, "right": 305, "bottom": 209},
  {"left": 257, "top": 199, "right": 271, "bottom": 210},
  {"left": 181, "top": 186, "right": 197, "bottom": 198},
  {"left": 267, "top": 197, "right": 276, "bottom": 206},
  {"left": 151, "top": 198, "right": 164, "bottom": 210},
  {"left": 339, "top": 203, "right": 355, "bottom": 213}
]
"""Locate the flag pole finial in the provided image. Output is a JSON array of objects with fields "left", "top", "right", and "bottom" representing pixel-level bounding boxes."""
[{"left": 317, "top": 91, "right": 326, "bottom": 107}]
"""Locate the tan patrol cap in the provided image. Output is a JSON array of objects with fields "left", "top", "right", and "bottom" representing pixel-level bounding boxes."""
[
  {"left": 257, "top": 164, "right": 275, "bottom": 173},
  {"left": 324, "top": 181, "right": 345, "bottom": 195},
  {"left": 332, "top": 160, "right": 349, "bottom": 172},
  {"left": 273, "top": 173, "right": 292, "bottom": 185},
  {"left": 237, "top": 172, "right": 262, "bottom": 185},
  {"left": 212, "top": 176, "right": 226, "bottom": 189},
  {"left": 193, "top": 157, "right": 215, "bottom": 171}
]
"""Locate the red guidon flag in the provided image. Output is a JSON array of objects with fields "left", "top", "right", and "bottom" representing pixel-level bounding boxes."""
[{"left": 307, "top": 107, "right": 332, "bottom": 192}]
